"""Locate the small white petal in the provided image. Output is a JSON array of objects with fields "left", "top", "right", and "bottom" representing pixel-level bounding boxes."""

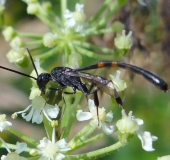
[
  {"left": 88, "top": 99, "right": 95, "bottom": 112},
  {"left": 137, "top": 130, "right": 158, "bottom": 151},
  {"left": 15, "top": 142, "right": 27, "bottom": 154},
  {"left": 57, "top": 139, "right": 67, "bottom": 148},
  {"left": 32, "top": 109, "right": 43, "bottom": 124},
  {"left": 37, "top": 137, "right": 51, "bottom": 149},
  {"left": 44, "top": 104, "right": 59, "bottom": 118},
  {"left": 135, "top": 118, "right": 144, "bottom": 125},
  {"left": 0, "top": 121, "right": 12, "bottom": 132},
  {"left": 1, "top": 155, "right": 6, "bottom": 160},
  {"left": 76, "top": 110, "right": 92, "bottom": 121},
  {"left": 57, "top": 139, "right": 71, "bottom": 152},
  {"left": 101, "top": 122, "right": 114, "bottom": 135},
  {"left": 75, "top": 3, "right": 84, "bottom": 11},
  {"left": 56, "top": 153, "right": 65, "bottom": 160},
  {"left": 63, "top": 9, "right": 72, "bottom": 18},
  {"left": 22, "top": 107, "right": 34, "bottom": 122},
  {"left": 106, "top": 111, "right": 113, "bottom": 122}
]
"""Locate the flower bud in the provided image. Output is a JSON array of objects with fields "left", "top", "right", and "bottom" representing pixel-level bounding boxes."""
[
  {"left": 2, "top": 26, "right": 16, "bottom": 41},
  {"left": 42, "top": 2, "right": 52, "bottom": 11},
  {"left": 111, "top": 21, "right": 124, "bottom": 33},
  {"left": 51, "top": 120, "right": 58, "bottom": 127},
  {"left": 114, "top": 30, "right": 133, "bottom": 50},
  {"left": 43, "top": 32, "right": 57, "bottom": 48},
  {"left": 11, "top": 113, "right": 18, "bottom": 119},
  {"left": 73, "top": 11, "right": 86, "bottom": 23},
  {"left": 27, "top": 3, "right": 40, "bottom": 15},
  {"left": 29, "top": 149, "right": 38, "bottom": 156},
  {"left": 6, "top": 47, "right": 29, "bottom": 67}
]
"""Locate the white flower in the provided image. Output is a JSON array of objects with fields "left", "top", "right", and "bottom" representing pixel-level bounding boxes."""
[
  {"left": 37, "top": 137, "right": 70, "bottom": 160},
  {"left": 114, "top": 30, "right": 133, "bottom": 50},
  {"left": 0, "top": 139, "right": 27, "bottom": 160},
  {"left": 76, "top": 99, "right": 114, "bottom": 135},
  {"left": 116, "top": 109, "right": 158, "bottom": 151},
  {"left": 15, "top": 96, "right": 59, "bottom": 124},
  {"left": 109, "top": 70, "right": 127, "bottom": 92},
  {"left": 64, "top": 3, "right": 86, "bottom": 32},
  {"left": 0, "top": 114, "right": 12, "bottom": 132}
]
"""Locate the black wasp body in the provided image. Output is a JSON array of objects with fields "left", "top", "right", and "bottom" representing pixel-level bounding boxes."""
[
  {"left": 0, "top": 49, "right": 168, "bottom": 110},
  {"left": 35, "top": 61, "right": 168, "bottom": 109}
]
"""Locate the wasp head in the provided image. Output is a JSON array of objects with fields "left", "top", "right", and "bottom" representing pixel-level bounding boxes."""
[{"left": 37, "top": 73, "right": 51, "bottom": 95}]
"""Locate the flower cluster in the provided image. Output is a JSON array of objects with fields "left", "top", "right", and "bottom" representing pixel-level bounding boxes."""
[{"left": 0, "top": 0, "right": 168, "bottom": 159}]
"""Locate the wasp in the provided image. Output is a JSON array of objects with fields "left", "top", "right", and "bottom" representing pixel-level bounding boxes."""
[{"left": 0, "top": 49, "right": 168, "bottom": 114}]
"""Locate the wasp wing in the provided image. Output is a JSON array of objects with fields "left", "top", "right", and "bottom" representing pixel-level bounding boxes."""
[{"left": 65, "top": 70, "right": 120, "bottom": 98}]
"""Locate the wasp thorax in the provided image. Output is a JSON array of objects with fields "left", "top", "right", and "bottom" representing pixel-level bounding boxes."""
[{"left": 37, "top": 73, "right": 51, "bottom": 94}]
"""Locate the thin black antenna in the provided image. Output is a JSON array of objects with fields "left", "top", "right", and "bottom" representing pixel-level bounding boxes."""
[
  {"left": 26, "top": 48, "right": 39, "bottom": 77},
  {"left": 0, "top": 66, "right": 37, "bottom": 80}
]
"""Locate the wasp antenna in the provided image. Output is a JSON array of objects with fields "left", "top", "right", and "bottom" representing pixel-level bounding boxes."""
[
  {"left": 26, "top": 48, "right": 39, "bottom": 77},
  {"left": 0, "top": 66, "right": 37, "bottom": 80}
]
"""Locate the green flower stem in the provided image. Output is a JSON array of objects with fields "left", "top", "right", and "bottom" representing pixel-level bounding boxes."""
[
  {"left": 88, "top": 0, "right": 127, "bottom": 33},
  {"left": 84, "top": 28, "right": 113, "bottom": 37},
  {"left": 89, "top": 0, "right": 113, "bottom": 25},
  {"left": 66, "top": 141, "right": 123, "bottom": 159},
  {"left": 37, "top": 14, "right": 61, "bottom": 33},
  {"left": 61, "top": 0, "right": 67, "bottom": 22},
  {"left": 5, "top": 127, "right": 38, "bottom": 146},
  {"left": 24, "top": 40, "right": 43, "bottom": 46},
  {"left": 69, "top": 123, "right": 96, "bottom": 148},
  {"left": 69, "top": 131, "right": 105, "bottom": 152},
  {"left": 0, "top": 12, "right": 4, "bottom": 28},
  {"left": 61, "top": 92, "right": 82, "bottom": 139},
  {"left": 34, "top": 46, "right": 61, "bottom": 60},
  {"left": 17, "top": 31, "right": 43, "bottom": 39},
  {"left": 73, "top": 40, "right": 114, "bottom": 54},
  {"left": 75, "top": 46, "right": 115, "bottom": 60}
]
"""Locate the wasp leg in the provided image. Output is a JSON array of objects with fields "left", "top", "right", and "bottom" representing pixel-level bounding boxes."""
[{"left": 87, "top": 82, "right": 100, "bottom": 125}]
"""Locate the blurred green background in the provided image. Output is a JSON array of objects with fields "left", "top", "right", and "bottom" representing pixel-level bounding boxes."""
[{"left": 0, "top": 0, "right": 170, "bottom": 159}]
